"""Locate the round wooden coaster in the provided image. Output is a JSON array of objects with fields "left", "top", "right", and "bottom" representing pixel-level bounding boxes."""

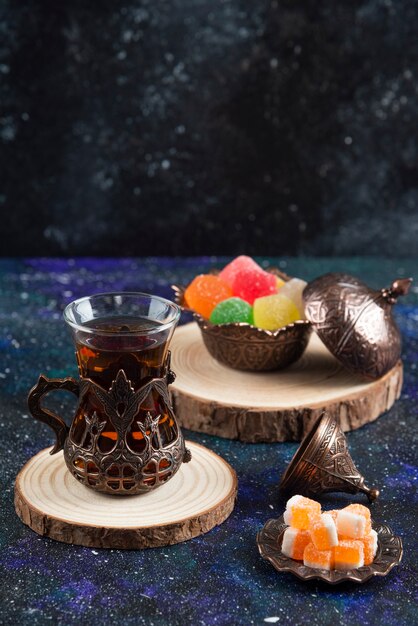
[
  {"left": 170, "top": 323, "right": 403, "bottom": 443},
  {"left": 14, "top": 441, "right": 237, "bottom": 549}
]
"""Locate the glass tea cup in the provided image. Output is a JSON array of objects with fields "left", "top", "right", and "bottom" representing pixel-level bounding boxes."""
[{"left": 28, "top": 292, "right": 191, "bottom": 495}]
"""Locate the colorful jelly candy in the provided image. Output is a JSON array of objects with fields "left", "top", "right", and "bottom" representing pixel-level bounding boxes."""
[
  {"left": 281, "top": 527, "right": 311, "bottom": 560},
  {"left": 283, "top": 495, "right": 321, "bottom": 530},
  {"left": 360, "top": 530, "right": 378, "bottom": 565},
  {"left": 209, "top": 297, "right": 253, "bottom": 325},
  {"left": 218, "top": 255, "right": 261, "bottom": 288},
  {"left": 336, "top": 504, "right": 371, "bottom": 539},
  {"left": 184, "top": 274, "right": 232, "bottom": 319},
  {"left": 253, "top": 293, "right": 301, "bottom": 330},
  {"left": 303, "top": 543, "right": 334, "bottom": 571},
  {"left": 276, "top": 276, "right": 286, "bottom": 289},
  {"left": 334, "top": 540, "right": 364, "bottom": 570},
  {"left": 232, "top": 267, "right": 277, "bottom": 304},
  {"left": 309, "top": 513, "right": 339, "bottom": 551},
  {"left": 279, "top": 278, "right": 308, "bottom": 318}
]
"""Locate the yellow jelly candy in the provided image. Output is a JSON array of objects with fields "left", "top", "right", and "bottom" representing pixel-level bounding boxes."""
[{"left": 253, "top": 293, "right": 301, "bottom": 330}]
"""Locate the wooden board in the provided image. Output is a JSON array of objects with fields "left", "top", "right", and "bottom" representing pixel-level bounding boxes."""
[
  {"left": 14, "top": 441, "right": 237, "bottom": 549},
  {"left": 170, "top": 323, "right": 403, "bottom": 443}
]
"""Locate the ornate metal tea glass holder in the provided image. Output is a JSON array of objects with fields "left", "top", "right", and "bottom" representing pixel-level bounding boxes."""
[{"left": 27, "top": 293, "right": 191, "bottom": 496}]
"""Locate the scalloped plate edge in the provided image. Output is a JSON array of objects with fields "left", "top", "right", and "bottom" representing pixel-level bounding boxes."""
[{"left": 256, "top": 516, "right": 403, "bottom": 585}]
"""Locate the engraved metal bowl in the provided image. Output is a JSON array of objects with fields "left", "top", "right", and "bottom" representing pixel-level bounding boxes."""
[
  {"left": 172, "top": 271, "right": 312, "bottom": 371},
  {"left": 257, "top": 515, "right": 403, "bottom": 584}
]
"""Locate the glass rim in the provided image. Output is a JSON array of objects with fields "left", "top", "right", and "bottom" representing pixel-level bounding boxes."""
[{"left": 63, "top": 291, "right": 181, "bottom": 336}]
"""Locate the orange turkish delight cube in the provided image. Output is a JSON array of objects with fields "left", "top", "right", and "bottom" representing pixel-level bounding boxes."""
[
  {"left": 281, "top": 527, "right": 311, "bottom": 560},
  {"left": 303, "top": 543, "right": 334, "bottom": 571},
  {"left": 283, "top": 495, "right": 321, "bottom": 530},
  {"left": 309, "top": 513, "right": 338, "bottom": 551},
  {"left": 326, "top": 509, "right": 339, "bottom": 523},
  {"left": 334, "top": 540, "right": 364, "bottom": 570},
  {"left": 344, "top": 504, "right": 372, "bottom": 533},
  {"left": 359, "top": 530, "right": 378, "bottom": 565},
  {"left": 336, "top": 504, "right": 372, "bottom": 539}
]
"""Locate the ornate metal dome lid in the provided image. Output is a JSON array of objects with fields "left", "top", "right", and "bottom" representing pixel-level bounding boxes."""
[{"left": 303, "top": 273, "right": 412, "bottom": 380}]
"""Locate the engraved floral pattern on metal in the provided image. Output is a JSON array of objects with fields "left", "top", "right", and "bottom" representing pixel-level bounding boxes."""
[
  {"left": 280, "top": 413, "right": 379, "bottom": 502},
  {"left": 303, "top": 273, "right": 412, "bottom": 380},
  {"left": 28, "top": 361, "right": 191, "bottom": 496},
  {"left": 172, "top": 271, "right": 312, "bottom": 371},
  {"left": 257, "top": 515, "right": 403, "bottom": 584},
  {"left": 64, "top": 369, "right": 190, "bottom": 495}
]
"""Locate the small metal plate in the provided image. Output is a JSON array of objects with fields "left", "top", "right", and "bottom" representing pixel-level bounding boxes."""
[{"left": 257, "top": 515, "right": 403, "bottom": 584}]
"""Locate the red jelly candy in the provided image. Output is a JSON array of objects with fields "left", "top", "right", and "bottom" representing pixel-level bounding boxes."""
[
  {"left": 232, "top": 268, "right": 277, "bottom": 304},
  {"left": 219, "top": 255, "right": 261, "bottom": 288}
]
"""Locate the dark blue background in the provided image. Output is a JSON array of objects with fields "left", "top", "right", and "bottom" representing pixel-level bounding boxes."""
[{"left": 1, "top": 1, "right": 418, "bottom": 256}]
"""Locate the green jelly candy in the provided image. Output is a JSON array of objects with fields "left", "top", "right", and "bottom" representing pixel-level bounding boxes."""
[{"left": 210, "top": 297, "right": 253, "bottom": 325}]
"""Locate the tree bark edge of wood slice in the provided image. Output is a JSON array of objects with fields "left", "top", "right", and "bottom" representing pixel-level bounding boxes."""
[
  {"left": 170, "top": 325, "right": 403, "bottom": 443},
  {"left": 14, "top": 441, "right": 237, "bottom": 550}
]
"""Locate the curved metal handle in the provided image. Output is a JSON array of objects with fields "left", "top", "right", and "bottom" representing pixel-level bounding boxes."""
[{"left": 27, "top": 375, "right": 80, "bottom": 454}]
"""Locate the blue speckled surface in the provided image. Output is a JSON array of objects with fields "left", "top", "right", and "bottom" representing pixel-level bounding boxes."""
[{"left": 0, "top": 257, "right": 417, "bottom": 626}]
